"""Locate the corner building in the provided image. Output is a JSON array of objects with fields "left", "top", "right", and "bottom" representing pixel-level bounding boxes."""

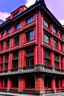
[{"left": 0, "top": 0, "right": 64, "bottom": 96}]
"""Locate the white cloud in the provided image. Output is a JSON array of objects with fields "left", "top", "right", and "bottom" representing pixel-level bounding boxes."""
[
  {"left": 26, "top": 0, "right": 36, "bottom": 7},
  {"left": 0, "top": 12, "right": 10, "bottom": 20},
  {"left": 59, "top": 20, "right": 64, "bottom": 25}
]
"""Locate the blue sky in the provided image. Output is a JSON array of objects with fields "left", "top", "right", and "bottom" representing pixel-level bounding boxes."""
[{"left": 0, "top": 0, "right": 64, "bottom": 25}]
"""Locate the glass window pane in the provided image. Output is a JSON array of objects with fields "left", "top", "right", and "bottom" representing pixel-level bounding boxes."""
[
  {"left": 15, "top": 23, "right": 21, "bottom": 30},
  {"left": 44, "top": 34, "right": 49, "bottom": 44},
  {"left": 44, "top": 20, "right": 49, "bottom": 28},
  {"left": 54, "top": 40, "right": 57, "bottom": 48},
  {"left": 27, "top": 16, "right": 34, "bottom": 24},
  {"left": 53, "top": 28, "right": 57, "bottom": 33},
  {"left": 7, "top": 28, "right": 11, "bottom": 34}
]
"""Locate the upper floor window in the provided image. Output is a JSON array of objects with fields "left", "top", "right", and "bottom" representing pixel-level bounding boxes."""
[
  {"left": 6, "top": 40, "right": 9, "bottom": 49},
  {"left": 26, "top": 31, "right": 34, "bottom": 42},
  {"left": 60, "top": 43, "right": 62, "bottom": 50},
  {"left": 44, "top": 51, "right": 50, "bottom": 67},
  {"left": 44, "top": 20, "right": 49, "bottom": 28},
  {"left": 26, "top": 48, "right": 34, "bottom": 66},
  {"left": 1, "top": 32, "right": 4, "bottom": 38},
  {"left": 15, "top": 23, "right": 21, "bottom": 30},
  {"left": 44, "top": 34, "right": 49, "bottom": 44},
  {"left": 14, "top": 36, "right": 19, "bottom": 46},
  {"left": 7, "top": 28, "right": 11, "bottom": 35},
  {"left": 26, "top": 16, "right": 34, "bottom": 24},
  {"left": 53, "top": 27, "right": 57, "bottom": 34},
  {"left": 54, "top": 40, "right": 58, "bottom": 48},
  {"left": 59, "top": 32, "right": 62, "bottom": 38},
  {"left": 14, "top": 11, "right": 20, "bottom": 17}
]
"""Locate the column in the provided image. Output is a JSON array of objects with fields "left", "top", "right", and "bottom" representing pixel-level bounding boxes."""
[
  {"left": 58, "top": 79, "right": 61, "bottom": 88},
  {"left": 50, "top": 36, "right": 54, "bottom": 47},
  {"left": 62, "top": 57, "right": 64, "bottom": 70},
  {"left": 50, "top": 52, "right": 54, "bottom": 69},
  {"left": 36, "top": 11, "right": 42, "bottom": 64},
  {"left": 58, "top": 41, "right": 60, "bottom": 50},
  {"left": 62, "top": 79, "right": 64, "bottom": 88},
  {"left": 58, "top": 56, "right": 61, "bottom": 70},
  {"left": 7, "top": 78, "right": 12, "bottom": 91},
  {"left": 18, "top": 77, "right": 26, "bottom": 91},
  {"left": 51, "top": 78, "right": 56, "bottom": 92},
  {"left": 35, "top": 74, "right": 44, "bottom": 92},
  {"left": 18, "top": 50, "right": 22, "bottom": 71},
  {"left": 8, "top": 53, "right": 13, "bottom": 71}
]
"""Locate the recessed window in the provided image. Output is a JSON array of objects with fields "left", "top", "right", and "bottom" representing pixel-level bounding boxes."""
[
  {"left": 60, "top": 43, "right": 62, "bottom": 50},
  {"left": 54, "top": 40, "right": 58, "bottom": 48},
  {"left": 26, "top": 48, "right": 34, "bottom": 66},
  {"left": 15, "top": 23, "right": 21, "bottom": 30},
  {"left": 44, "top": 51, "right": 50, "bottom": 67},
  {"left": 59, "top": 32, "right": 62, "bottom": 38},
  {"left": 1, "top": 32, "right": 4, "bottom": 38},
  {"left": 14, "top": 36, "right": 19, "bottom": 46},
  {"left": 54, "top": 55, "right": 58, "bottom": 69},
  {"left": 44, "top": 34, "right": 49, "bottom": 44},
  {"left": 14, "top": 11, "right": 20, "bottom": 17},
  {"left": 26, "top": 16, "right": 34, "bottom": 24},
  {"left": 7, "top": 28, "right": 11, "bottom": 35},
  {"left": 44, "top": 20, "right": 49, "bottom": 28},
  {"left": 53, "top": 27, "right": 57, "bottom": 34},
  {"left": 6, "top": 40, "right": 9, "bottom": 49},
  {"left": 26, "top": 31, "right": 34, "bottom": 42}
]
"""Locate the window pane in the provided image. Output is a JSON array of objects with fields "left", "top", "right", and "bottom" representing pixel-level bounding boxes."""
[
  {"left": 54, "top": 40, "right": 57, "bottom": 48},
  {"left": 44, "top": 20, "right": 49, "bottom": 28},
  {"left": 44, "top": 34, "right": 49, "bottom": 44},
  {"left": 15, "top": 23, "right": 21, "bottom": 30},
  {"left": 53, "top": 28, "right": 57, "bottom": 33},
  {"left": 7, "top": 28, "right": 11, "bottom": 34},
  {"left": 14, "top": 11, "right": 20, "bottom": 17},
  {"left": 27, "top": 16, "right": 34, "bottom": 24},
  {"left": 26, "top": 31, "right": 34, "bottom": 42},
  {"left": 30, "top": 31, "right": 34, "bottom": 40},
  {"left": 14, "top": 36, "right": 19, "bottom": 46}
]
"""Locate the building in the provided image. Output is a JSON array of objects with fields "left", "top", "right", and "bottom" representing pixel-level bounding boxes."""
[
  {"left": 0, "top": 0, "right": 64, "bottom": 96},
  {"left": 0, "top": 19, "right": 4, "bottom": 25}
]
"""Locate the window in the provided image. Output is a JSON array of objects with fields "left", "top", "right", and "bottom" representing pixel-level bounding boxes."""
[
  {"left": 14, "top": 36, "right": 19, "bottom": 46},
  {"left": 7, "top": 28, "right": 11, "bottom": 34},
  {"left": 26, "top": 31, "right": 34, "bottom": 42},
  {"left": 12, "top": 52, "right": 18, "bottom": 71},
  {"left": 15, "top": 23, "right": 21, "bottom": 30},
  {"left": 44, "top": 51, "right": 50, "bottom": 67},
  {"left": 54, "top": 40, "right": 58, "bottom": 48},
  {"left": 53, "top": 27, "right": 57, "bottom": 34},
  {"left": 26, "top": 48, "right": 34, "bottom": 66},
  {"left": 44, "top": 20, "right": 49, "bottom": 28},
  {"left": 59, "top": 32, "right": 62, "bottom": 38},
  {"left": 0, "top": 43, "right": 3, "bottom": 51},
  {"left": 6, "top": 40, "right": 9, "bottom": 49},
  {"left": 26, "top": 16, "right": 34, "bottom": 24},
  {"left": 44, "top": 34, "right": 49, "bottom": 44},
  {"left": 1, "top": 32, "right": 4, "bottom": 38},
  {"left": 60, "top": 43, "right": 62, "bottom": 50},
  {"left": 4, "top": 55, "right": 8, "bottom": 72},
  {"left": 54, "top": 55, "right": 58, "bottom": 69},
  {"left": 14, "top": 11, "right": 20, "bottom": 17}
]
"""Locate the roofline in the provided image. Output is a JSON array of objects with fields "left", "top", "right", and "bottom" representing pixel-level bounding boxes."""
[{"left": 0, "top": 1, "right": 64, "bottom": 30}]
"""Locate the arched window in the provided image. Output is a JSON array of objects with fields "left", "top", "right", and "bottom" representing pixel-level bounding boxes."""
[
  {"left": 26, "top": 75, "right": 35, "bottom": 88},
  {"left": 44, "top": 75, "right": 52, "bottom": 89}
]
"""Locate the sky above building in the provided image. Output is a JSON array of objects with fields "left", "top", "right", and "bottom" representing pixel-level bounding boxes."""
[{"left": 0, "top": 0, "right": 64, "bottom": 25}]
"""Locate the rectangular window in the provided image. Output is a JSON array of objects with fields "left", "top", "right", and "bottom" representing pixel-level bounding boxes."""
[
  {"left": 26, "top": 31, "right": 34, "bottom": 42},
  {"left": 15, "top": 23, "right": 21, "bottom": 30},
  {"left": 26, "top": 16, "right": 34, "bottom": 24},
  {"left": 54, "top": 40, "right": 58, "bottom": 48},
  {"left": 14, "top": 11, "right": 20, "bottom": 17},
  {"left": 26, "top": 48, "right": 34, "bottom": 66},
  {"left": 44, "top": 34, "right": 49, "bottom": 44},
  {"left": 1, "top": 32, "right": 4, "bottom": 38},
  {"left": 44, "top": 51, "right": 50, "bottom": 67},
  {"left": 53, "top": 27, "right": 57, "bottom": 34},
  {"left": 44, "top": 20, "right": 49, "bottom": 28},
  {"left": 14, "top": 36, "right": 19, "bottom": 46},
  {"left": 6, "top": 40, "right": 9, "bottom": 49},
  {"left": 54, "top": 54, "right": 59, "bottom": 69},
  {"left": 7, "top": 28, "right": 11, "bottom": 34},
  {"left": 12, "top": 52, "right": 18, "bottom": 71}
]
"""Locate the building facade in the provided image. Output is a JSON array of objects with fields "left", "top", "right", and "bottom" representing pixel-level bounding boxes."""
[{"left": 0, "top": 0, "right": 64, "bottom": 96}]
